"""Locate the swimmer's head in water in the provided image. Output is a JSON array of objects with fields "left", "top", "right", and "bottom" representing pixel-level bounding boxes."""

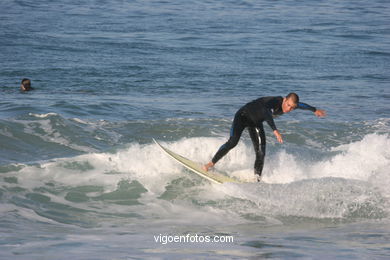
[{"left": 21, "top": 78, "right": 32, "bottom": 91}]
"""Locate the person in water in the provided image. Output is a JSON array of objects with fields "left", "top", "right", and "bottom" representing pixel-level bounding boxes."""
[
  {"left": 203, "top": 93, "right": 326, "bottom": 181},
  {"left": 20, "top": 78, "right": 33, "bottom": 91}
]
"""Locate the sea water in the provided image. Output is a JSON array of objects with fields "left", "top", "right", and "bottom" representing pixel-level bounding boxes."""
[{"left": 1, "top": 0, "right": 389, "bottom": 259}]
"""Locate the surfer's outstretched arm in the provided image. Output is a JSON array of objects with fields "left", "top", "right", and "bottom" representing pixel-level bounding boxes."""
[{"left": 297, "top": 102, "right": 326, "bottom": 117}]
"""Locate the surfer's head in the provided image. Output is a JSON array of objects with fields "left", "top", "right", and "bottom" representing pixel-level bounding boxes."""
[
  {"left": 282, "top": 92, "right": 299, "bottom": 113},
  {"left": 20, "top": 78, "right": 32, "bottom": 91}
]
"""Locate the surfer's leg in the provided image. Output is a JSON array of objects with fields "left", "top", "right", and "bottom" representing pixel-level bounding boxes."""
[
  {"left": 248, "top": 124, "right": 266, "bottom": 180},
  {"left": 210, "top": 111, "right": 246, "bottom": 166}
]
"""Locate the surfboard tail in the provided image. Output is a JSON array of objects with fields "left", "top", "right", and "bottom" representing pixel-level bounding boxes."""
[{"left": 153, "top": 139, "right": 242, "bottom": 184}]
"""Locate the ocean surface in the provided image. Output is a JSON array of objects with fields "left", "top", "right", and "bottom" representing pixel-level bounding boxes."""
[{"left": 1, "top": 0, "right": 390, "bottom": 259}]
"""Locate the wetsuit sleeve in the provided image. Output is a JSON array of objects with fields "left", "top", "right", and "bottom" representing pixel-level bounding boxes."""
[
  {"left": 264, "top": 110, "right": 277, "bottom": 131},
  {"left": 297, "top": 102, "right": 316, "bottom": 112}
]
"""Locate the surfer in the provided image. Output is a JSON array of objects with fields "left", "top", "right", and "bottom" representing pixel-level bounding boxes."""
[{"left": 203, "top": 93, "right": 326, "bottom": 181}]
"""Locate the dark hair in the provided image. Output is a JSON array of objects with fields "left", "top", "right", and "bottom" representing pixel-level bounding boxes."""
[
  {"left": 21, "top": 78, "right": 31, "bottom": 90},
  {"left": 286, "top": 92, "right": 299, "bottom": 104},
  {"left": 21, "top": 78, "right": 31, "bottom": 86}
]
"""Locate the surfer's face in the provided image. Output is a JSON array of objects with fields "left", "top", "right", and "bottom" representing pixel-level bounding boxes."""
[{"left": 282, "top": 98, "right": 297, "bottom": 113}]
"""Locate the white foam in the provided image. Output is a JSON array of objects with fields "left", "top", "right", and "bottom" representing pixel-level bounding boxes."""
[
  {"left": 264, "top": 133, "right": 390, "bottom": 185},
  {"left": 312, "top": 133, "right": 390, "bottom": 181},
  {"left": 4, "top": 133, "right": 389, "bottom": 222},
  {"left": 28, "top": 112, "right": 58, "bottom": 118},
  {"left": 10, "top": 142, "right": 182, "bottom": 195},
  {"left": 9, "top": 133, "right": 389, "bottom": 189}
]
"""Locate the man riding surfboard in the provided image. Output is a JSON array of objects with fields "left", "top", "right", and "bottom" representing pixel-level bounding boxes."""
[{"left": 203, "top": 93, "right": 326, "bottom": 181}]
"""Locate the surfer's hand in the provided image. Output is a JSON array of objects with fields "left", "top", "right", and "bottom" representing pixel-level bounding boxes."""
[
  {"left": 203, "top": 161, "right": 214, "bottom": 172},
  {"left": 314, "top": 109, "right": 326, "bottom": 117},
  {"left": 274, "top": 130, "right": 283, "bottom": 144}
]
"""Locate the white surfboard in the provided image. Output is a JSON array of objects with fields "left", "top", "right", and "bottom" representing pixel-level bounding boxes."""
[{"left": 153, "top": 139, "right": 242, "bottom": 184}]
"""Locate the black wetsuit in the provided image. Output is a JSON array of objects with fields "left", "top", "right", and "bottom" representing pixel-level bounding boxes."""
[{"left": 211, "top": 96, "right": 316, "bottom": 177}]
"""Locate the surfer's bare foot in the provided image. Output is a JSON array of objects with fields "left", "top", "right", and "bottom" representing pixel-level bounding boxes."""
[{"left": 203, "top": 162, "right": 214, "bottom": 172}]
